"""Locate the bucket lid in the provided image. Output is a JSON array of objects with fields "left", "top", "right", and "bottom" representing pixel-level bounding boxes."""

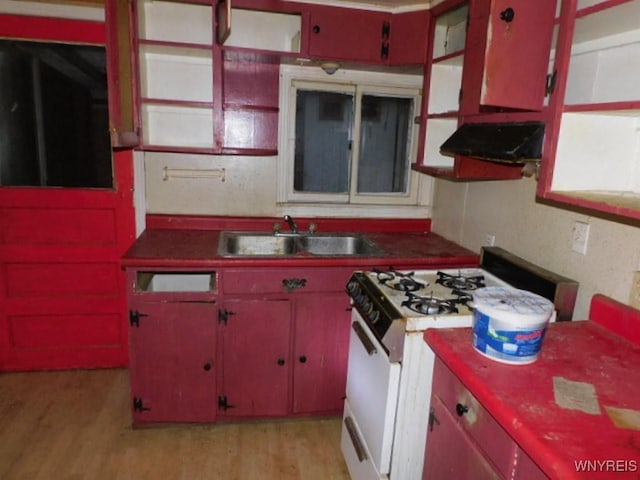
[{"left": 472, "top": 286, "right": 555, "bottom": 323}]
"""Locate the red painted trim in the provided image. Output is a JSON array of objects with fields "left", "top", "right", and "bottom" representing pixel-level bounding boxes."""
[
  {"left": 145, "top": 215, "right": 432, "bottom": 233},
  {"left": 0, "top": 14, "right": 105, "bottom": 44},
  {"left": 589, "top": 294, "right": 640, "bottom": 344}
]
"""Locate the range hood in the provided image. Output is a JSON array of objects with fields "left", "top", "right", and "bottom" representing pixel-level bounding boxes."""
[{"left": 440, "top": 121, "right": 545, "bottom": 163}]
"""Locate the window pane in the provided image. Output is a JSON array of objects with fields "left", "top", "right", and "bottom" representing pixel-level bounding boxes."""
[
  {"left": 0, "top": 40, "right": 113, "bottom": 188},
  {"left": 294, "top": 90, "right": 353, "bottom": 193},
  {"left": 357, "top": 95, "right": 412, "bottom": 194}
]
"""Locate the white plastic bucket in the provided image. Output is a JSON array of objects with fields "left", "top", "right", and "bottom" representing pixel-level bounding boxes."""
[{"left": 471, "top": 287, "right": 555, "bottom": 365}]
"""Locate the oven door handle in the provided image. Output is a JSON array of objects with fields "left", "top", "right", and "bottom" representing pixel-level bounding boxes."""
[
  {"left": 352, "top": 321, "right": 377, "bottom": 355},
  {"left": 344, "top": 416, "right": 369, "bottom": 462}
]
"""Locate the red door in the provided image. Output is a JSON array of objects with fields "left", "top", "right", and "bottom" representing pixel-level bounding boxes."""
[
  {"left": 129, "top": 301, "right": 217, "bottom": 424},
  {"left": 293, "top": 294, "right": 351, "bottom": 414},
  {"left": 461, "top": 0, "right": 556, "bottom": 113},
  {"left": 219, "top": 299, "right": 291, "bottom": 418},
  {"left": 0, "top": 14, "right": 136, "bottom": 370}
]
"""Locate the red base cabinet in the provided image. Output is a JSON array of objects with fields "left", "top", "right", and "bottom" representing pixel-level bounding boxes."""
[
  {"left": 292, "top": 294, "right": 351, "bottom": 414},
  {"left": 217, "top": 267, "right": 353, "bottom": 420},
  {"left": 424, "top": 358, "right": 546, "bottom": 479},
  {"left": 218, "top": 299, "right": 291, "bottom": 418},
  {"left": 129, "top": 300, "right": 218, "bottom": 425},
  {"left": 424, "top": 396, "right": 503, "bottom": 479}
]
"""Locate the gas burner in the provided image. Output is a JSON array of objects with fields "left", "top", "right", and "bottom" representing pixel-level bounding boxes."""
[
  {"left": 452, "top": 289, "right": 474, "bottom": 307},
  {"left": 401, "top": 292, "right": 459, "bottom": 315},
  {"left": 375, "top": 269, "right": 426, "bottom": 292},
  {"left": 436, "top": 271, "right": 485, "bottom": 291}
]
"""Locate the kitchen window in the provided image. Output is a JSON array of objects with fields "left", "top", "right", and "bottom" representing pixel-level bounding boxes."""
[{"left": 279, "top": 72, "right": 421, "bottom": 207}]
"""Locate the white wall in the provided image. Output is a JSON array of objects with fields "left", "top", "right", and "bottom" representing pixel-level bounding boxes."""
[{"left": 431, "top": 176, "right": 640, "bottom": 320}]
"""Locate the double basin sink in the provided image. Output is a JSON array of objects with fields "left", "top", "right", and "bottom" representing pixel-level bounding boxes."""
[{"left": 217, "top": 231, "right": 386, "bottom": 257}]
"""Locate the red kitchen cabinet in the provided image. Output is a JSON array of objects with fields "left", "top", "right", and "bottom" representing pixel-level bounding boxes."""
[
  {"left": 129, "top": 300, "right": 218, "bottom": 425},
  {"left": 387, "top": 10, "right": 430, "bottom": 66},
  {"left": 423, "top": 358, "right": 545, "bottom": 479},
  {"left": 292, "top": 294, "right": 351, "bottom": 414},
  {"left": 460, "top": 0, "right": 556, "bottom": 114},
  {"left": 423, "top": 396, "right": 503, "bottom": 480},
  {"left": 413, "top": 0, "right": 555, "bottom": 181},
  {"left": 217, "top": 299, "right": 291, "bottom": 418},
  {"left": 306, "top": 8, "right": 388, "bottom": 64},
  {"left": 219, "top": 266, "right": 354, "bottom": 418}
]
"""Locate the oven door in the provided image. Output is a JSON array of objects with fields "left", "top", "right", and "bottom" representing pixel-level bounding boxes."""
[{"left": 342, "top": 309, "right": 401, "bottom": 478}]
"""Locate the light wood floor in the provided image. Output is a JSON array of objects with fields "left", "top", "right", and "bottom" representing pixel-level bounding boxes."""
[{"left": 0, "top": 368, "right": 350, "bottom": 480}]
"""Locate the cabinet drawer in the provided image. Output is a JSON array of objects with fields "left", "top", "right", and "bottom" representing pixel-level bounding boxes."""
[
  {"left": 222, "top": 268, "right": 353, "bottom": 294},
  {"left": 432, "top": 358, "right": 516, "bottom": 478}
]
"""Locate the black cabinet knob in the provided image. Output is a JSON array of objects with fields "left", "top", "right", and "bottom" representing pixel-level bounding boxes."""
[
  {"left": 277, "top": 358, "right": 286, "bottom": 366},
  {"left": 456, "top": 403, "right": 469, "bottom": 416},
  {"left": 500, "top": 7, "right": 515, "bottom": 22},
  {"left": 312, "top": 25, "right": 320, "bottom": 34},
  {"left": 299, "top": 356, "right": 307, "bottom": 363},
  {"left": 203, "top": 363, "right": 212, "bottom": 371}
]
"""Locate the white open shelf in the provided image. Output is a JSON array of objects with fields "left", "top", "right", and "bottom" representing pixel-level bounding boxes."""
[
  {"left": 421, "top": 118, "right": 457, "bottom": 168},
  {"left": 550, "top": 0, "right": 640, "bottom": 202},
  {"left": 432, "top": 5, "right": 468, "bottom": 59},
  {"left": 142, "top": 104, "right": 214, "bottom": 148},
  {"left": 139, "top": 45, "right": 213, "bottom": 102},
  {"left": 427, "top": 60, "right": 463, "bottom": 115},
  {"left": 138, "top": 0, "right": 213, "bottom": 45},
  {"left": 224, "top": 8, "right": 301, "bottom": 53}
]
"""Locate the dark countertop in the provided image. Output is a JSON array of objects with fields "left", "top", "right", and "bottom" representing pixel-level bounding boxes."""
[
  {"left": 424, "top": 295, "right": 640, "bottom": 479},
  {"left": 121, "top": 218, "right": 479, "bottom": 269}
]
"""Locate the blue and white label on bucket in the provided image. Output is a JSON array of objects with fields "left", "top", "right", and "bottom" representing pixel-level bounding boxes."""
[{"left": 472, "top": 309, "right": 548, "bottom": 364}]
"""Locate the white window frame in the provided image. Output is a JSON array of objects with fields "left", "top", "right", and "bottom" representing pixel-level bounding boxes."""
[{"left": 277, "top": 65, "right": 432, "bottom": 215}]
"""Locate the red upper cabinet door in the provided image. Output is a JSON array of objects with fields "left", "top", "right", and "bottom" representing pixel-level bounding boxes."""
[
  {"left": 388, "top": 10, "right": 430, "bottom": 66},
  {"left": 461, "top": 0, "right": 556, "bottom": 113},
  {"left": 307, "top": 7, "right": 388, "bottom": 64}
]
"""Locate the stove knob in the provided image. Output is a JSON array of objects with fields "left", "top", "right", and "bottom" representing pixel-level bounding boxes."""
[
  {"left": 347, "top": 280, "right": 359, "bottom": 295},
  {"left": 369, "top": 309, "right": 380, "bottom": 324}
]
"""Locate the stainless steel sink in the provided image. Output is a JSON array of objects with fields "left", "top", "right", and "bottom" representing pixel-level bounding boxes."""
[
  {"left": 296, "top": 234, "right": 383, "bottom": 256},
  {"left": 217, "top": 231, "right": 385, "bottom": 257},
  {"left": 219, "top": 233, "right": 296, "bottom": 256}
]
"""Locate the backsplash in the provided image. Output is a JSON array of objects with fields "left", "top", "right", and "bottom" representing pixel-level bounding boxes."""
[{"left": 431, "top": 176, "right": 640, "bottom": 320}]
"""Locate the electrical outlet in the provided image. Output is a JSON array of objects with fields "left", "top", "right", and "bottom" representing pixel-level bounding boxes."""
[
  {"left": 484, "top": 234, "right": 496, "bottom": 246},
  {"left": 630, "top": 271, "right": 640, "bottom": 309},
  {"left": 571, "top": 221, "right": 590, "bottom": 255}
]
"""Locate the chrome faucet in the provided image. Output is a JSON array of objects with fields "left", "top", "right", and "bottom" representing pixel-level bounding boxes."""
[{"left": 283, "top": 215, "right": 299, "bottom": 234}]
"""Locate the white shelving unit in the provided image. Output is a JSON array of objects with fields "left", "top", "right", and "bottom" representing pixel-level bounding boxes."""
[
  {"left": 546, "top": 0, "right": 640, "bottom": 212},
  {"left": 136, "top": 0, "right": 215, "bottom": 150},
  {"left": 420, "top": 4, "right": 467, "bottom": 169}
]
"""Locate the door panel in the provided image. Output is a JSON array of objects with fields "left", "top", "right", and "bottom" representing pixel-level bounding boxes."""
[
  {"left": 129, "top": 301, "right": 217, "bottom": 424},
  {"left": 0, "top": 15, "right": 136, "bottom": 371},
  {"left": 219, "top": 299, "right": 291, "bottom": 418},
  {"left": 293, "top": 294, "right": 351, "bottom": 414}
]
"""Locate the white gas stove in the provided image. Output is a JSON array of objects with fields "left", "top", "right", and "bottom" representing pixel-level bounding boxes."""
[{"left": 340, "top": 247, "right": 579, "bottom": 480}]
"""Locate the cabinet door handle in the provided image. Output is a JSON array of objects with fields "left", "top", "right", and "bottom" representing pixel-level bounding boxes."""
[
  {"left": 456, "top": 403, "right": 469, "bottom": 416},
  {"left": 352, "top": 321, "right": 377, "bottom": 355},
  {"left": 312, "top": 25, "right": 320, "bottom": 34},
  {"left": 203, "top": 362, "right": 212, "bottom": 371},
  {"left": 277, "top": 358, "right": 286, "bottom": 366},
  {"left": 428, "top": 407, "right": 440, "bottom": 431},
  {"left": 299, "top": 355, "right": 307, "bottom": 363},
  {"left": 283, "top": 277, "right": 307, "bottom": 292},
  {"left": 500, "top": 7, "right": 515, "bottom": 23},
  {"left": 344, "top": 416, "right": 368, "bottom": 462}
]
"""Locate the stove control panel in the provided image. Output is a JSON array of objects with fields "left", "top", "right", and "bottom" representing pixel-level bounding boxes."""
[{"left": 346, "top": 272, "right": 402, "bottom": 347}]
